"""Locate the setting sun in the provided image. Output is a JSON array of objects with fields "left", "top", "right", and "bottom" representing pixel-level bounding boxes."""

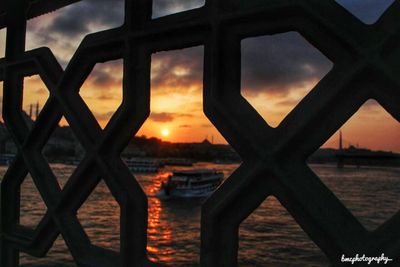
[{"left": 161, "top": 128, "right": 170, "bottom": 137}]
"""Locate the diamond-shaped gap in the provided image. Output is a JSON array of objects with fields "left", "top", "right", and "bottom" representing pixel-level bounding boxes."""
[
  {"left": 19, "top": 174, "right": 47, "bottom": 230},
  {"left": 23, "top": 75, "right": 49, "bottom": 129},
  {"left": 20, "top": 235, "right": 76, "bottom": 267},
  {"left": 0, "top": 28, "right": 5, "bottom": 58},
  {"left": 152, "top": 0, "right": 205, "bottom": 18},
  {"left": 42, "top": 116, "right": 84, "bottom": 189},
  {"left": 26, "top": 0, "right": 124, "bottom": 68},
  {"left": 239, "top": 196, "right": 329, "bottom": 266},
  {"left": 241, "top": 32, "right": 333, "bottom": 128},
  {"left": 128, "top": 46, "right": 241, "bottom": 266},
  {"left": 335, "top": 0, "right": 395, "bottom": 25},
  {"left": 79, "top": 59, "right": 123, "bottom": 129},
  {"left": 77, "top": 180, "right": 120, "bottom": 252},
  {"left": 309, "top": 99, "right": 400, "bottom": 231}
]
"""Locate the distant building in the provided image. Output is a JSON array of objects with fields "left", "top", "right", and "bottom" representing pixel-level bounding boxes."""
[{"left": 0, "top": 108, "right": 84, "bottom": 161}]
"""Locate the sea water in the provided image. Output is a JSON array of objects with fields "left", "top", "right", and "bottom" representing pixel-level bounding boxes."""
[{"left": 1, "top": 162, "right": 399, "bottom": 266}]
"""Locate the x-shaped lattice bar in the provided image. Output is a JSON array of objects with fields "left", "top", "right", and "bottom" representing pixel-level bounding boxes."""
[{"left": 0, "top": 1, "right": 400, "bottom": 267}]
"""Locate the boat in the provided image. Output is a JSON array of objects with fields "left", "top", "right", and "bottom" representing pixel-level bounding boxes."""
[
  {"left": 157, "top": 169, "right": 223, "bottom": 198},
  {"left": 124, "top": 158, "right": 160, "bottom": 173}
]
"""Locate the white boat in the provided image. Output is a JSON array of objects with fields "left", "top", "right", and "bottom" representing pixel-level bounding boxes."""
[
  {"left": 124, "top": 158, "right": 160, "bottom": 173},
  {"left": 157, "top": 169, "right": 223, "bottom": 198}
]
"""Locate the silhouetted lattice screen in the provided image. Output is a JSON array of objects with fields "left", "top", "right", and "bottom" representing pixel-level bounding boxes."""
[{"left": 1, "top": 1, "right": 400, "bottom": 266}]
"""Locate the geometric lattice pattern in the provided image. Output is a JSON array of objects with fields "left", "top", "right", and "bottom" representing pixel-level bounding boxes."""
[{"left": 1, "top": 1, "right": 399, "bottom": 267}]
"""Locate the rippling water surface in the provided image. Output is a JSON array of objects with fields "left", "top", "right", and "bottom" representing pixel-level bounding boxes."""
[{"left": 1, "top": 163, "right": 399, "bottom": 266}]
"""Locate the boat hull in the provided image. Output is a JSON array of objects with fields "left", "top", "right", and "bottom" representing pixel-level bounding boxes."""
[{"left": 157, "top": 187, "right": 216, "bottom": 198}]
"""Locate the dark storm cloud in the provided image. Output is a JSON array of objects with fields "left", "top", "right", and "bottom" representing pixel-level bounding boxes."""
[
  {"left": 241, "top": 32, "right": 333, "bottom": 94},
  {"left": 152, "top": 0, "right": 205, "bottom": 18},
  {"left": 151, "top": 33, "right": 332, "bottom": 96},
  {"left": 151, "top": 46, "right": 204, "bottom": 89},
  {"left": 46, "top": 0, "right": 124, "bottom": 37},
  {"left": 88, "top": 60, "right": 123, "bottom": 88},
  {"left": 90, "top": 70, "right": 121, "bottom": 89},
  {"left": 91, "top": 70, "right": 116, "bottom": 87},
  {"left": 150, "top": 2, "right": 393, "bottom": 96},
  {"left": 37, "top": 0, "right": 206, "bottom": 36},
  {"left": 32, "top": 1, "right": 392, "bottom": 99}
]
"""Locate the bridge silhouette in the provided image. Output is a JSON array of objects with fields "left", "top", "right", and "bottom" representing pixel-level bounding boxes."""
[{"left": 332, "top": 131, "right": 400, "bottom": 168}]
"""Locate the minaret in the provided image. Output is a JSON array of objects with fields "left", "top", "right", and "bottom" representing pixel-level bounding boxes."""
[
  {"left": 29, "top": 104, "right": 33, "bottom": 118},
  {"left": 337, "top": 130, "right": 344, "bottom": 169},
  {"left": 35, "top": 101, "right": 39, "bottom": 119}
]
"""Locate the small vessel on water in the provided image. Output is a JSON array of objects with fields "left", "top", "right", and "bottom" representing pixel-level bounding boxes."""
[
  {"left": 157, "top": 169, "right": 223, "bottom": 198},
  {"left": 124, "top": 158, "right": 160, "bottom": 173}
]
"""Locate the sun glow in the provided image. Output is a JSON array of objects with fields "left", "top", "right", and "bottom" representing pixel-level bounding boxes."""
[{"left": 161, "top": 128, "right": 170, "bottom": 137}]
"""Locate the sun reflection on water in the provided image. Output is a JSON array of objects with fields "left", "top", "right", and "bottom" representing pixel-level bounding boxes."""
[{"left": 144, "top": 171, "right": 175, "bottom": 263}]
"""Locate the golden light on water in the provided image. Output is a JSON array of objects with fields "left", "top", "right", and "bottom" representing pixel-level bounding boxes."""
[{"left": 146, "top": 172, "right": 173, "bottom": 263}]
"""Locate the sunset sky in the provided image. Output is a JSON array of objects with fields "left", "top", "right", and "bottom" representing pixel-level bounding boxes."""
[{"left": 0, "top": 0, "right": 399, "bottom": 151}]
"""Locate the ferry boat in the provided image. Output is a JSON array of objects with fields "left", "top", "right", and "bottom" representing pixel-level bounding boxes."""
[
  {"left": 124, "top": 158, "right": 160, "bottom": 173},
  {"left": 157, "top": 169, "right": 223, "bottom": 198}
]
